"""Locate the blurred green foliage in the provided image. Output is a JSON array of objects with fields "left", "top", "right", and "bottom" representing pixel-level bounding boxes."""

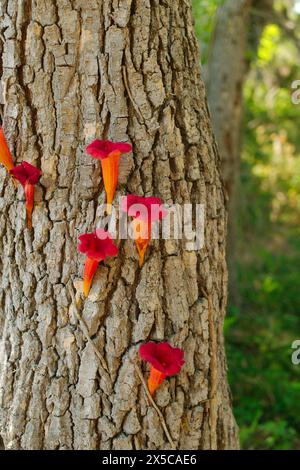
[
  {"left": 193, "top": 0, "right": 300, "bottom": 450},
  {"left": 192, "top": 0, "right": 224, "bottom": 63}
]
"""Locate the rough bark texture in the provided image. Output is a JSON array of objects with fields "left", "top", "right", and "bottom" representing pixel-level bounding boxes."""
[
  {"left": 0, "top": 0, "right": 239, "bottom": 450},
  {"left": 206, "top": 0, "right": 273, "bottom": 299}
]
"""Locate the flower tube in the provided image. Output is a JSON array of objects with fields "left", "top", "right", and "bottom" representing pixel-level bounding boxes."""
[
  {"left": 0, "top": 127, "right": 15, "bottom": 179},
  {"left": 85, "top": 140, "right": 132, "bottom": 214},
  {"left": 122, "top": 195, "right": 167, "bottom": 267},
  {"left": 10, "top": 162, "right": 41, "bottom": 229}
]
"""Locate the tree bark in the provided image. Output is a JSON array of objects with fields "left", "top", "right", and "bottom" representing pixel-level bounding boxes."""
[{"left": 0, "top": 0, "right": 239, "bottom": 450}]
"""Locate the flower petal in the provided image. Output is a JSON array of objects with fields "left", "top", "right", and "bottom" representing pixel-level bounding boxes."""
[
  {"left": 10, "top": 162, "right": 41, "bottom": 186},
  {"left": 78, "top": 230, "right": 118, "bottom": 262},
  {"left": 110, "top": 142, "right": 132, "bottom": 154},
  {"left": 139, "top": 341, "right": 185, "bottom": 376},
  {"left": 86, "top": 140, "right": 132, "bottom": 160}
]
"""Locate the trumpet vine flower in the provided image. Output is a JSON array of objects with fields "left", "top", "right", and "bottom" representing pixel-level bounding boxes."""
[
  {"left": 0, "top": 127, "right": 14, "bottom": 173},
  {"left": 139, "top": 342, "right": 185, "bottom": 395},
  {"left": 85, "top": 140, "right": 132, "bottom": 214},
  {"left": 121, "top": 195, "right": 167, "bottom": 267},
  {"left": 78, "top": 228, "right": 118, "bottom": 297},
  {"left": 10, "top": 162, "right": 41, "bottom": 229}
]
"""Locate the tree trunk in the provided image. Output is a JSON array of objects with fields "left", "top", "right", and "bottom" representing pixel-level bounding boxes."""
[
  {"left": 206, "top": 0, "right": 253, "bottom": 303},
  {"left": 0, "top": 0, "right": 239, "bottom": 450},
  {"left": 207, "top": 0, "right": 252, "bottom": 205},
  {"left": 206, "top": 0, "right": 273, "bottom": 301}
]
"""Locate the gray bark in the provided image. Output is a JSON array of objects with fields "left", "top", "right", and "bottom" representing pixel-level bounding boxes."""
[{"left": 0, "top": 0, "right": 239, "bottom": 450}]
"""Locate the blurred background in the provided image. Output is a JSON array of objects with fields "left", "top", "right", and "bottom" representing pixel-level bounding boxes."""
[{"left": 192, "top": 0, "right": 300, "bottom": 450}]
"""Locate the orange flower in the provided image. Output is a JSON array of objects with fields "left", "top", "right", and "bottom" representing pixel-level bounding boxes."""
[
  {"left": 78, "top": 229, "right": 118, "bottom": 297},
  {"left": 85, "top": 140, "right": 132, "bottom": 214},
  {"left": 10, "top": 162, "right": 41, "bottom": 229},
  {"left": 0, "top": 127, "right": 14, "bottom": 173},
  {"left": 139, "top": 342, "right": 185, "bottom": 395},
  {"left": 121, "top": 195, "right": 168, "bottom": 267}
]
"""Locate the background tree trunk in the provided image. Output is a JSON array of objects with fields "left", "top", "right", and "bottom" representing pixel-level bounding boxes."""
[
  {"left": 206, "top": 0, "right": 273, "bottom": 301},
  {"left": 0, "top": 0, "right": 239, "bottom": 450}
]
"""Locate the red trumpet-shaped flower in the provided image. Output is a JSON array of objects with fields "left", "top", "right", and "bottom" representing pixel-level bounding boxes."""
[
  {"left": 78, "top": 229, "right": 118, "bottom": 297},
  {"left": 10, "top": 162, "right": 42, "bottom": 229},
  {"left": 121, "top": 195, "right": 167, "bottom": 267},
  {"left": 85, "top": 140, "right": 132, "bottom": 214},
  {"left": 139, "top": 342, "right": 185, "bottom": 395},
  {"left": 0, "top": 127, "right": 15, "bottom": 174}
]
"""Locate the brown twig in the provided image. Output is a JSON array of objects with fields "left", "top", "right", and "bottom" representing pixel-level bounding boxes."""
[
  {"left": 122, "top": 66, "right": 145, "bottom": 123},
  {"left": 68, "top": 284, "right": 111, "bottom": 382},
  {"left": 134, "top": 363, "right": 176, "bottom": 450},
  {"left": 69, "top": 281, "right": 175, "bottom": 449},
  {"left": 201, "top": 287, "right": 218, "bottom": 450}
]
